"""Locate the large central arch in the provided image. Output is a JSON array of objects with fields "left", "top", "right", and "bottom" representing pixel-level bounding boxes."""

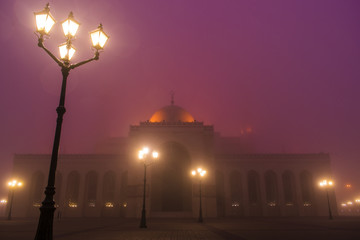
[{"left": 150, "top": 142, "right": 192, "bottom": 214}]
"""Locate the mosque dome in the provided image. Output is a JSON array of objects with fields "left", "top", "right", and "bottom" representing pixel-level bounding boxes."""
[{"left": 149, "top": 104, "right": 195, "bottom": 123}]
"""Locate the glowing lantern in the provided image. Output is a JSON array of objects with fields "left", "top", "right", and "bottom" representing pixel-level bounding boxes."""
[
  {"left": 319, "top": 179, "right": 334, "bottom": 187},
  {"left": 61, "top": 12, "right": 80, "bottom": 38},
  {"left": 192, "top": 168, "right": 207, "bottom": 177},
  {"left": 152, "top": 151, "right": 159, "bottom": 159},
  {"left": 58, "top": 43, "right": 76, "bottom": 61},
  {"left": 8, "top": 180, "right": 23, "bottom": 188},
  {"left": 34, "top": 3, "right": 55, "bottom": 35},
  {"left": 90, "top": 24, "right": 109, "bottom": 50}
]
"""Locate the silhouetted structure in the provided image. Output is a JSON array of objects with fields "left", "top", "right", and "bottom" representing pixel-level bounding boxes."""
[{"left": 10, "top": 101, "right": 337, "bottom": 218}]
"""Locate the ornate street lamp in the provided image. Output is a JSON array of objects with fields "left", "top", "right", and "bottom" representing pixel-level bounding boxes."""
[
  {"left": 7, "top": 180, "right": 23, "bottom": 220},
  {"left": 319, "top": 179, "right": 334, "bottom": 220},
  {"left": 138, "top": 147, "right": 159, "bottom": 228},
  {"left": 33, "top": 4, "right": 109, "bottom": 240},
  {"left": 34, "top": 3, "right": 55, "bottom": 36},
  {"left": 61, "top": 12, "right": 80, "bottom": 39},
  {"left": 191, "top": 168, "right": 206, "bottom": 223},
  {"left": 90, "top": 24, "right": 109, "bottom": 50}
]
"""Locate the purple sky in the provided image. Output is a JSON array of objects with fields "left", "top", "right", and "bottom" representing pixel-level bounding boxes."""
[{"left": 1, "top": 0, "right": 360, "bottom": 203}]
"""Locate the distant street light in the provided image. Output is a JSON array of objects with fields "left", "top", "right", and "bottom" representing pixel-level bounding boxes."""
[
  {"left": 7, "top": 180, "right": 23, "bottom": 220},
  {"left": 33, "top": 4, "right": 109, "bottom": 240},
  {"left": 191, "top": 168, "right": 206, "bottom": 223},
  {"left": 319, "top": 179, "right": 334, "bottom": 220},
  {"left": 138, "top": 147, "right": 159, "bottom": 228}
]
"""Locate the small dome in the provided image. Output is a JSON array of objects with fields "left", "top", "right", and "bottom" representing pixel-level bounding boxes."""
[{"left": 149, "top": 105, "right": 194, "bottom": 123}]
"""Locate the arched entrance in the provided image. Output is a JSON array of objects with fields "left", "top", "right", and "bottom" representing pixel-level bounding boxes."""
[{"left": 150, "top": 142, "right": 192, "bottom": 216}]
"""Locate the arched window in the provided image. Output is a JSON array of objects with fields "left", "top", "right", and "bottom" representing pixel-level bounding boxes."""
[
  {"left": 300, "top": 171, "right": 313, "bottom": 206},
  {"left": 215, "top": 170, "right": 225, "bottom": 217},
  {"left": 282, "top": 171, "right": 296, "bottom": 205},
  {"left": 54, "top": 172, "right": 62, "bottom": 207},
  {"left": 103, "top": 171, "right": 116, "bottom": 207},
  {"left": 65, "top": 171, "right": 80, "bottom": 207},
  {"left": 230, "top": 171, "right": 242, "bottom": 207},
  {"left": 84, "top": 171, "right": 98, "bottom": 207},
  {"left": 248, "top": 170, "right": 260, "bottom": 205},
  {"left": 264, "top": 171, "right": 278, "bottom": 206},
  {"left": 119, "top": 171, "right": 128, "bottom": 211},
  {"left": 30, "top": 171, "right": 45, "bottom": 207}
]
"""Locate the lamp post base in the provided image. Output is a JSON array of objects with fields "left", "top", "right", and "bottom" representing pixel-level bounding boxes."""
[
  {"left": 326, "top": 189, "right": 333, "bottom": 220},
  {"left": 139, "top": 209, "right": 147, "bottom": 228},
  {"left": 34, "top": 187, "right": 56, "bottom": 240}
]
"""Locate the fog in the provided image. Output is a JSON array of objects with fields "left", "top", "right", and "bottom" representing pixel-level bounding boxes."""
[{"left": 1, "top": 0, "right": 359, "bottom": 204}]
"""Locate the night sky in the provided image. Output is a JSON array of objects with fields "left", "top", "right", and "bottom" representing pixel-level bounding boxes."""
[{"left": 1, "top": 0, "right": 360, "bottom": 204}]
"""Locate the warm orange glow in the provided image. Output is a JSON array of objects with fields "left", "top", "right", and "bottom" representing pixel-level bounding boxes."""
[
  {"left": 319, "top": 179, "right": 334, "bottom": 187},
  {"left": 7, "top": 179, "right": 23, "bottom": 188},
  {"left": 138, "top": 147, "right": 158, "bottom": 161},
  {"left": 241, "top": 127, "right": 253, "bottom": 135},
  {"left": 152, "top": 151, "right": 159, "bottom": 159},
  {"left": 143, "top": 147, "right": 149, "bottom": 154},
  {"left": 149, "top": 105, "right": 194, "bottom": 123},
  {"left": 246, "top": 127, "right": 252, "bottom": 133},
  {"left": 138, "top": 150, "right": 144, "bottom": 159},
  {"left": 345, "top": 184, "right": 352, "bottom": 188},
  {"left": 68, "top": 202, "right": 78, "bottom": 208},
  {"left": 192, "top": 168, "right": 206, "bottom": 178}
]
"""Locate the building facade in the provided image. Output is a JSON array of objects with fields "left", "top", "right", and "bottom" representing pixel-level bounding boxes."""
[{"left": 9, "top": 102, "right": 337, "bottom": 218}]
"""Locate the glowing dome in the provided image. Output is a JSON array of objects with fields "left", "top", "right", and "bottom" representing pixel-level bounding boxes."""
[{"left": 149, "top": 105, "right": 195, "bottom": 123}]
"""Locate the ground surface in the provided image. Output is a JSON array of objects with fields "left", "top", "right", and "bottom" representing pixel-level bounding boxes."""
[{"left": 0, "top": 217, "right": 359, "bottom": 240}]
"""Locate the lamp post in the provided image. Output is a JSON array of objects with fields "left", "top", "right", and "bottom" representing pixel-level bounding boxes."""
[
  {"left": 319, "top": 179, "right": 334, "bottom": 220},
  {"left": 33, "top": 4, "right": 109, "bottom": 240},
  {"left": 138, "top": 147, "right": 159, "bottom": 228},
  {"left": 0, "top": 199, "right": 7, "bottom": 217},
  {"left": 7, "top": 180, "right": 23, "bottom": 220},
  {"left": 191, "top": 168, "right": 206, "bottom": 223}
]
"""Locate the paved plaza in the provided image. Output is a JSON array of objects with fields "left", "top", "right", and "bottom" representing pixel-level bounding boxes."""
[{"left": 1, "top": 217, "right": 360, "bottom": 240}]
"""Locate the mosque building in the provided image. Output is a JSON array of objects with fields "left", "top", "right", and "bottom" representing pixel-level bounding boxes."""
[{"left": 10, "top": 99, "right": 337, "bottom": 218}]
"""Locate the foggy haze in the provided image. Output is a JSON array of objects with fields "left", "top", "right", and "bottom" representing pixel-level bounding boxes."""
[{"left": 1, "top": 0, "right": 359, "bottom": 203}]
